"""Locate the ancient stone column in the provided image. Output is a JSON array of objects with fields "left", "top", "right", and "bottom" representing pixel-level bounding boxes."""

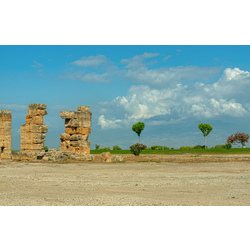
[
  {"left": 20, "top": 104, "right": 48, "bottom": 154},
  {"left": 59, "top": 106, "right": 91, "bottom": 155},
  {"left": 0, "top": 110, "right": 12, "bottom": 160}
]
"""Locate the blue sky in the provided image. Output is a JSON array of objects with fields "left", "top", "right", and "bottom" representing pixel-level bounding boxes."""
[{"left": 1, "top": 45, "right": 250, "bottom": 150}]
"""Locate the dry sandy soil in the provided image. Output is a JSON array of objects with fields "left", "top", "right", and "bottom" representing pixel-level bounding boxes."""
[{"left": 1, "top": 154, "right": 250, "bottom": 206}]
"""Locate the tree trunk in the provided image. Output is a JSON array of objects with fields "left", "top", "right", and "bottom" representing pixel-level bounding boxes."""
[
  {"left": 139, "top": 135, "right": 140, "bottom": 144},
  {"left": 204, "top": 136, "right": 206, "bottom": 149}
]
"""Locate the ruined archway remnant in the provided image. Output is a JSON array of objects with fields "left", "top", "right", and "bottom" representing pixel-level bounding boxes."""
[
  {"left": 20, "top": 104, "right": 48, "bottom": 153},
  {"left": 0, "top": 110, "right": 12, "bottom": 160},
  {"left": 59, "top": 106, "right": 92, "bottom": 155}
]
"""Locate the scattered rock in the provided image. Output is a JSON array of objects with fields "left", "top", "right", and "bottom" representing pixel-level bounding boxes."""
[{"left": 101, "top": 152, "right": 112, "bottom": 162}]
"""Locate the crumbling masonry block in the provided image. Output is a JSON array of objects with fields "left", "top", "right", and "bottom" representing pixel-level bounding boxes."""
[
  {"left": 0, "top": 110, "right": 12, "bottom": 160},
  {"left": 20, "top": 104, "right": 48, "bottom": 153},
  {"left": 59, "top": 106, "right": 92, "bottom": 155}
]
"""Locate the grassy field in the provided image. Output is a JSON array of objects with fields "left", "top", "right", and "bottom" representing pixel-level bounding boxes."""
[{"left": 90, "top": 148, "right": 250, "bottom": 155}]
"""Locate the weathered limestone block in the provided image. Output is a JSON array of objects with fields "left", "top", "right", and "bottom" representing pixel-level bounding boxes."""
[
  {"left": 29, "top": 104, "right": 47, "bottom": 110},
  {"left": 21, "top": 152, "right": 37, "bottom": 161},
  {"left": 20, "top": 132, "right": 46, "bottom": 140},
  {"left": 28, "top": 109, "right": 47, "bottom": 117},
  {"left": 26, "top": 115, "right": 43, "bottom": 125},
  {"left": 60, "top": 133, "right": 71, "bottom": 141},
  {"left": 20, "top": 124, "right": 48, "bottom": 133},
  {"left": 76, "top": 127, "right": 91, "bottom": 135},
  {"left": 21, "top": 138, "right": 45, "bottom": 144},
  {"left": 0, "top": 110, "right": 12, "bottom": 160},
  {"left": 101, "top": 152, "right": 112, "bottom": 162},
  {"left": 73, "top": 147, "right": 90, "bottom": 155},
  {"left": 59, "top": 145, "right": 71, "bottom": 152},
  {"left": 111, "top": 155, "right": 124, "bottom": 162},
  {"left": 20, "top": 143, "right": 44, "bottom": 150},
  {"left": 64, "top": 118, "right": 91, "bottom": 128},
  {"left": 70, "top": 134, "right": 88, "bottom": 141},
  {"left": 77, "top": 106, "right": 89, "bottom": 111},
  {"left": 69, "top": 141, "right": 90, "bottom": 147},
  {"left": 60, "top": 140, "right": 71, "bottom": 148},
  {"left": 0, "top": 111, "right": 12, "bottom": 121},
  {"left": 60, "top": 111, "right": 76, "bottom": 119}
]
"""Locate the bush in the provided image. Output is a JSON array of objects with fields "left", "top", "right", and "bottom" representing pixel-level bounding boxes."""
[
  {"left": 113, "top": 145, "right": 122, "bottom": 150},
  {"left": 151, "top": 146, "right": 163, "bottom": 150},
  {"left": 145, "top": 147, "right": 151, "bottom": 150},
  {"left": 180, "top": 146, "right": 194, "bottom": 150},
  {"left": 193, "top": 145, "right": 205, "bottom": 149},
  {"left": 163, "top": 146, "right": 170, "bottom": 150},
  {"left": 129, "top": 143, "right": 147, "bottom": 156},
  {"left": 43, "top": 146, "right": 48, "bottom": 151},
  {"left": 225, "top": 143, "right": 232, "bottom": 150},
  {"left": 214, "top": 145, "right": 227, "bottom": 149},
  {"left": 95, "top": 144, "right": 100, "bottom": 150},
  {"left": 171, "top": 147, "right": 174, "bottom": 150},
  {"left": 99, "top": 147, "right": 110, "bottom": 151}
]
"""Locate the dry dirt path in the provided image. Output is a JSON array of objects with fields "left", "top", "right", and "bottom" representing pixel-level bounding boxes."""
[{"left": 1, "top": 160, "right": 250, "bottom": 206}]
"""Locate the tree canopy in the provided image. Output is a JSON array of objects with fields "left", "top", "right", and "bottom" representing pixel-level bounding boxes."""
[
  {"left": 198, "top": 123, "right": 213, "bottom": 137},
  {"left": 132, "top": 122, "right": 145, "bottom": 143}
]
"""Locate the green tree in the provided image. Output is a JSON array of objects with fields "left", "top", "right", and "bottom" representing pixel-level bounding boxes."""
[
  {"left": 132, "top": 122, "right": 145, "bottom": 143},
  {"left": 198, "top": 123, "right": 213, "bottom": 149},
  {"left": 95, "top": 144, "right": 100, "bottom": 150}
]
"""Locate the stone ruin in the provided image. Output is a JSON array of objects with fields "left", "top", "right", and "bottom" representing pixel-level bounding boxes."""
[
  {"left": 0, "top": 104, "right": 123, "bottom": 163},
  {"left": 0, "top": 110, "right": 12, "bottom": 160},
  {"left": 59, "top": 106, "right": 92, "bottom": 155},
  {"left": 20, "top": 104, "right": 48, "bottom": 153}
]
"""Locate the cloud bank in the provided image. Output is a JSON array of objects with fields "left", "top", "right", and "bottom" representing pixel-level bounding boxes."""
[{"left": 98, "top": 67, "right": 250, "bottom": 129}]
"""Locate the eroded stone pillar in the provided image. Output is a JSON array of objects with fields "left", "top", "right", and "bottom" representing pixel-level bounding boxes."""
[
  {"left": 20, "top": 104, "right": 48, "bottom": 153},
  {"left": 0, "top": 110, "right": 12, "bottom": 160},
  {"left": 59, "top": 106, "right": 91, "bottom": 155}
]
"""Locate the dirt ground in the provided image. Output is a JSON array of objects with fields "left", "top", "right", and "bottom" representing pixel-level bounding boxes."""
[{"left": 1, "top": 154, "right": 250, "bottom": 206}]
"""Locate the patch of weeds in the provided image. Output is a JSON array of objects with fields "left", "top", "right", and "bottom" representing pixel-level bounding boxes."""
[{"left": 135, "top": 184, "right": 138, "bottom": 186}]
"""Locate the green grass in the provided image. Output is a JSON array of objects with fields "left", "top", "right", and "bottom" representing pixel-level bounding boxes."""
[{"left": 91, "top": 148, "right": 250, "bottom": 155}]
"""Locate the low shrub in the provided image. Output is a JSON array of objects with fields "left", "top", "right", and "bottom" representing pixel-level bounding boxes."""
[
  {"left": 170, "top": 147, "right": 174, "bottom": 150},
  {"left": 145, "top": 147, "right": 151, "bottom": 150},
  {"left": 163, "top": 146, "right": 170, "bottom": 150},
  {"left": 113, "top": 145, "right": 122, "bottom": 150},
  {"left": 225, "top": 143, "right": 232, "bottom": 150},
  {"left": 193, "top": 145, "right": 205, "bottom": 149},
  {"left": 99, "top": 147, "right": 110, "bottom": 151},
  {"left": 180, "top": 146, "right": 194, "bottom": 150},
  {"left": 214, "top": 145, "right": 227, "bottom": 149},
  {"left": 130, "top": 143, "right": 147, "bottom": 156},
  {"left": 151, "top": 146, "right": 163, "bottom": 150}
]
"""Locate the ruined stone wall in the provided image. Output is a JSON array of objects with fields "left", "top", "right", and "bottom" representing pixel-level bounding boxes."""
[
  {"left": 59, "top": 106, "right": 91, "bottom": 155},
  {"left": 20, "top": 104, "right": 48, "bottom": 153},
  {"left": 0, "top": 110, "right": 12, "bottom": 160}
]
